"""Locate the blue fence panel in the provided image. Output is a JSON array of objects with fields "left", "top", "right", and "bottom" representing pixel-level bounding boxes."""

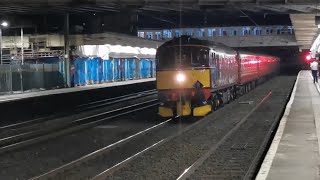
[
  {"left": 140, "top": 58, "right": 152, "bottom": 78},
  {"left": 124, "top": 59, "right": 129, "bottom": 80},
  {"left": 98, "top": 59, "right": 103, "bottom": 83},
  {"left": 120, "top": 59, "right": 126, "bottom": 81},
  {"left": 91, "top": 58, "right": 100, "bottom": 83},
  {"left": 146, "top": 59, "right": 151, "bottom": 78},
  {"left": 114, "top": 59, "right": 121, "bottom": 81},
  {"left": 59, "top": 61, "right": 65, "bottom": 79},
  {"left": 85, "top": 58, "right": 89, "bottom": 84},
  {"left": 102, "top": 60, "right": 114, "bottom": 82},
  {"left": 140, "top": 59, "right": 145, "bottom": 78},
  {"left": 102, "top": 60, "right": 107, "bottom": 82},
  {"left": 74, "top": 58, "right": 87, "bottom": 85},
  {"left": 131, "top": 59, "right": 136, "bottom": 79},
  {"left": 108, "top": 60, "right": 115, "bottom": 81},
  {"left": 90, "top": 59, "right": 95, "bottom": 83},
  {"left": 90, "top": 59, "right": 94, "bottom": 82},
  {"left": 124, "top": 59, "right": 127, "bottom": 80},
  {"left": 152, "top": 59, "right": 156, "bottom": 77},
  {"left": 74, "top": 57, "right": 155, "bottom": 85},
  {"left": 127, "top": 58, "right": 136, "bottom": 80}
]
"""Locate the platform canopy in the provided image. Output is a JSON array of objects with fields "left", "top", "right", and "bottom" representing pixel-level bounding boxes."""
[
  {"left": 2, "top": 0, "right": 320, "bottom": 50},
  {"left": 290, "top": 14, "right": 319, "bottom": 50},
  {"left": 2, "top": 0, "right": 320, "bottom": 14}
]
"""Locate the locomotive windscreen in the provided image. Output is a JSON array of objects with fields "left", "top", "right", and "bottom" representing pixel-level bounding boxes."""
[{"left": 156, "top": 45, "right": 209, "bottom": 69}]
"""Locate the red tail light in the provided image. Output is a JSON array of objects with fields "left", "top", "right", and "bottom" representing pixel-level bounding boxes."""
[{"left": 306, "top": 55, "right": 312, "bottom": 61}]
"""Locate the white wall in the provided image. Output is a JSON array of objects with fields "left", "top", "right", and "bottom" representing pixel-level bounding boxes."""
[
  {"left": 2, "top": 32, "right": 163, "bottom": 50},
  {"left": 203, "top": 35, "right": 297, "bottom": 47},
  {"left": 137, "top": 26, "right": 297, "bottom": 47},
  {"left": 2, "top": 36, "right": 29, "bottom": 48}
]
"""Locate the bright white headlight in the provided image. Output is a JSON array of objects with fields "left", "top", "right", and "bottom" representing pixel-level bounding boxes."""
[{"left": 176, "top": 73, "right": 186, "bottom": 83}]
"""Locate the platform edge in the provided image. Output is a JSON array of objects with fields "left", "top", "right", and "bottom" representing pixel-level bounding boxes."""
[{"left": 255, "top": 71, "right": 300, "bottom": 180}]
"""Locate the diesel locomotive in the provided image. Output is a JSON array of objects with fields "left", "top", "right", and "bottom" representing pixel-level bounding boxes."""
[{"left": 156, "top": 36, "right": 279, "bottom": 117}]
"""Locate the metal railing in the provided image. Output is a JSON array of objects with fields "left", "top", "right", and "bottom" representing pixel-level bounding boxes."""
[
  {"left": 1, "top": 50, "right": 64, "bottom": 64},
  {"left": 0, "top": 63, "right": 65, "bottom": 95}
]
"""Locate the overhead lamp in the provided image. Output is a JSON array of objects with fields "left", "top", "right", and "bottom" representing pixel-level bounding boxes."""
[{"left": 1, "top": 21, "right": 8, "bottom": 27}]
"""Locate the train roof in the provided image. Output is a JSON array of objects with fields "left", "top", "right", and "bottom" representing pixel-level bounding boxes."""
[
  {"left": 158, "top": 36, "right": 279, "bottom": 60},
  {"left": 158, "top": 35, "right": 236, "bottom": 55},
  {"left": 237, "top": 50, "right": 279, "bottom": 59}
]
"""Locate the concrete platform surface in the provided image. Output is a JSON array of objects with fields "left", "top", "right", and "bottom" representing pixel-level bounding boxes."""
[
  {"left": 0, "top": 78, "right": 155, "bottom": 103},
  {"left": 256, "top": 70, "right": 320, "bottom": 180}
]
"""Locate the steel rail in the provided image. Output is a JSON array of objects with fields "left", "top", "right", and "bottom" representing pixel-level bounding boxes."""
[
  {"left": 0, "top": 89, "right": 157, "bottom": 131},
  {"left": 0, "top": 99, "right": 159, "bottom": 155}
]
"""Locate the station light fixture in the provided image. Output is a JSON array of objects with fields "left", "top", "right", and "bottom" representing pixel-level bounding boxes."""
[
  {"left": 1, "top": 21, "right": 8, "bottom": 27},
  {"left": 313, "top": 16, "right": 320, "bottom": 56},
  {"left": 80, "top": 44, "right": 157, "bottom": 57}
]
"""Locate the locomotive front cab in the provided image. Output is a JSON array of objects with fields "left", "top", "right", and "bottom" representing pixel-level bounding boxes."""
[{"left": 156, "top": 38, "right": 212, "bottom": 117}]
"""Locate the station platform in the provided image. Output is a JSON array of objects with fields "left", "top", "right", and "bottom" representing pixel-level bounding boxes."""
[
  {"left": 0, "top": 78, "right": 155, "bottom": 103},
  {"left": 256, "top": 70, "right": 320, "bottom": 180}
]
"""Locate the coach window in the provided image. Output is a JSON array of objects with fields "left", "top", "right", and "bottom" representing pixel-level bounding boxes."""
[
  {"left": 155, "top": 32, "right": 161, "bottom": 40},
  {"left": 201, "top": 29, "right": 205, "bottom": 37},
  {"left": 266, "top": 28, "right": 272, "bottom": 35},
  {"left": 209, "top": 52, "right": 214, "bottom": 66},
  {"left": 254, "top": 28, "right": 262, "bottom": 35},
  {"left": 233, "top": 30, "right": 237, "bottom": 36},
  {"left": 196, "top": 30, "right": 202, "bottom": 37},
  {"left": 146, "top": 32, "right": 153, "bottom": 39},
  {"left": 208, "top": 29, "right": 214, "bottom": 37},
  {"left": 163, "top": 30, "right": 172, "bottom": 39},
  {"left": 186, "top": 30, "right": 193, "bottom": 36},
  {"left": 243, "top": 27, "right": 251, "bottom": 36},
  {"left": 138, "top": 32, "right": 145, "bottom": 38},
  {"left": 191, "top": 48, "right": 209, "bottom": 66},
  {"left": 212, "top": 29, "right": 216, "bottom": 36},
  {"left": 216, "top": 54, "right": 220, "bottom": 72},
  {"left": 175, "top": 30, "right": 181, "bottom": 37},
  {"left": 269, "top": 29, "right": 273, "bottom": 34},
  {"left": 221, "top": 29, "right": 227, "bottom": 36}
]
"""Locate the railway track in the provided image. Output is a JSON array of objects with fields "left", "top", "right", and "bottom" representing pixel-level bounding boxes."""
[
  {"left": 26, "top": 87, "right": 268, "bottom": 179},
  {"left": 0, "top": 89, "right": 157, "bottom": 142},
  {"left": 184, "top": 94, "right": 290, "bottom": 180},
  {"left": 75, "top": 76, "right": 293, "bottom": 180},
  {"left": 29, "top": 117, "right": 180, "bottom": 180},
  {"left": 0, "top": 89, "right": 157, "bottom": 131},
  {"left": 0, "top": 98, "right": 159, "bottom": 155},
  {"left": 0, "top": 76, "right": 295, "bottom": 180},
  {"left": 26, "top": 91, "right": 274, "bottom": 180},
  {"left": 176, "top": 92, "right": 273, "bottom": 180}
]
